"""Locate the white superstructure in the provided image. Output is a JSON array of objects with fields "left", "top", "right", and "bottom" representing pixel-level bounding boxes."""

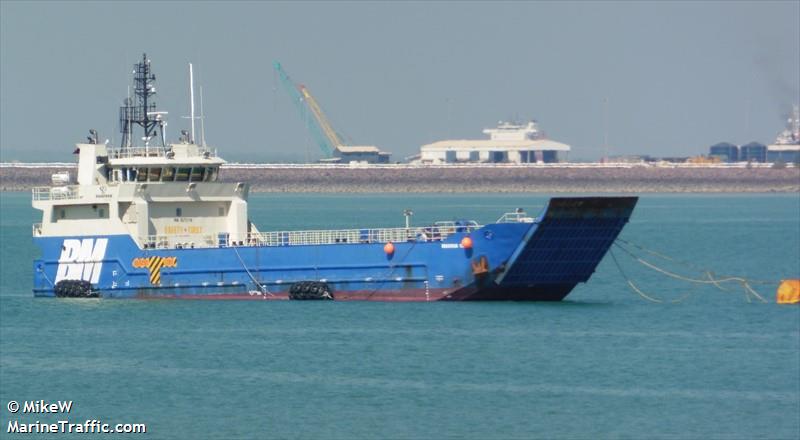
[
  {"left": 418, "top": 120, "right": 570, "bottom": 164},
  {"left": 767, "top": 105, "right": 800, "bottom": 163},
  {"left": 32, "top": 54, "right": 252, "bottom": 249},
  {"left": 482, "top": 121, "right": 545, "bottom": 141},
  {"left": 32, "top": 139, "right": 250, "bottom": 249}
]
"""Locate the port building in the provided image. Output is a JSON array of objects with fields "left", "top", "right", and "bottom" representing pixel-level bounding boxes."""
[
  {"left": 418, "top": 121, "right": 570, "bottom": 164},
  {"left": 739, "top": 142, "right": 767, "bottom": 163},
  {"left": 709, "top": 142, "right": 739, "bottom": 163}
]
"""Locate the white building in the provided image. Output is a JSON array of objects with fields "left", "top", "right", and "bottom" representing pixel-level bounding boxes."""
[{"left": 418, "top": 121, "right": 570, "bottom": 164}]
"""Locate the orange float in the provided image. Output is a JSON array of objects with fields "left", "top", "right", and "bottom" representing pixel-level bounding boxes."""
[
  {"left": 776, "top": 279, "right": 800, "bottom": 304},
  {"left": 383, "top": 242, "right": 395, "bottom": 255},
  {"left": 461, "top": 236, "right": 473, "bottom": 249}
]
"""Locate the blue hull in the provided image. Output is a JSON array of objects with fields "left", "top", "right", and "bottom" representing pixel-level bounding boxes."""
[{"left": 33, "top": 197, "right": 637, "bottom": 301}]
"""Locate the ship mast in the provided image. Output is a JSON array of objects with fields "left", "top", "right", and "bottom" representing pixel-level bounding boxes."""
[
  {"left": 189, "top": 63, "right": 196, "bottom": 143},
  {"left": 199, "top": 85, "right": 207, "bottom": 147},
  {"left": 181, "top": 63, "right": 208, "bottom": 146},
  {"left": 119, "top": 53, "right": 167, "bottom": 149}
]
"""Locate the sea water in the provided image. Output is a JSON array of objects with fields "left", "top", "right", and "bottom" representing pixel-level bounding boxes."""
[{"left": 1, "top": 192, "right": 798, "bottom": 439}]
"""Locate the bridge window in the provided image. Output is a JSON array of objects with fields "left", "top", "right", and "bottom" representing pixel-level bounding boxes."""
[
  {"left": 162, "top": 167, "right": 175, "bottom": 181},
  {"left": 149, "top": 167, "right": 162, "bottom": 181},
  {"left": 176, "top": 207, "right": 182, "bottom": 217},
  {"left": 207, "top": 167, "right": 219, "bottom": 182},
  {"left": 175, "top": 168, "right": 191, "bottom": 181},
  {"left": 190, "top": 167, "right": 205, "bottom": 182},
  {"left": 105, "top": 166, "right": 218, "bottom": 183}
]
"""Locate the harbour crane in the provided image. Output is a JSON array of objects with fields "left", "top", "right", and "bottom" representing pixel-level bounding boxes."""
[{"left": 273, "top": 61, "right": 342, "bottom": 158}]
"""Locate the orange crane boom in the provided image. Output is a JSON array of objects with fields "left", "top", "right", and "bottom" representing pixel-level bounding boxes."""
[{"left": 299, "top": 85, "right": 344, "bottom": 149}]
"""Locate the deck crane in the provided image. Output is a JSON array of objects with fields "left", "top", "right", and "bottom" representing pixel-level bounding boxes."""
[{"left": 273, "top": 61, "right": 343, "bottom": 158}]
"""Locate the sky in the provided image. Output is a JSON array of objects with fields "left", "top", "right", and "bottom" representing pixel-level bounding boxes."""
[{"left": 1, "top": 1, "right": 798, "bottom": 163}]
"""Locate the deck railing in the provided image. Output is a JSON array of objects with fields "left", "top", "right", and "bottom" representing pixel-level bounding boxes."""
[
  {"left": 35, "top": 210, "right": 530, "bottom": 248},
  {"left": 32, "top": 186, "right": 80, "bottom": 201},
  {"left": 138, "top": 223, "right": 483, "bottom": 250},
  {"left": 107, "top": 146, "right": 168, "bottom": 158},
  {"left": 496, "top": 211, "right": 536, "bottom": 223},
  {"left": 106, "top": 146, "right": 217, "bottom": 159}
]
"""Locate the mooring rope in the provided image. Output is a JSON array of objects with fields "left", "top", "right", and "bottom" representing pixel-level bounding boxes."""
[
  {"left": 705, "top": 271, "right": 730, "bottom": 291},
  {"left": 611, "top": 240, "right": 769, "bottom": 303},
  {"left": 610, "top": 248, "right": 697, "bottom": 303},
  {"left": 232, "top": 245, "right": 273, "bottom": 296},
  {"left": 610, "top": 248, "right": 663, "bottom": 303},
  {"left": 742, "top": 282, "right": 768, "bottom": 303},
  {"left": 39, "top": 265, "right": 56, "bottom": 288},
  {"left": 616, "top": 238, "right": 775, "bottom": 285}
]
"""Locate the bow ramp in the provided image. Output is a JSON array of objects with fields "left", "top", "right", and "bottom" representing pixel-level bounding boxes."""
[{"left": 494, "top": 197, "right": 638, "bottom": 299}]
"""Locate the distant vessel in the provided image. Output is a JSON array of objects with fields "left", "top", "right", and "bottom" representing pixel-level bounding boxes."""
[
  {"left": 767, "top": 105, "right": 800, "bottom": 163},
  {"left": 482, "top": 120, "right": 547, "bottom": 141},
  {"left": 31, "top": 54, "right": 637, "bottom": 301}
]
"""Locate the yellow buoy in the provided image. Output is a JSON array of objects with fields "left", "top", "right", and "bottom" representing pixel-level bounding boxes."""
[{"left": 776, "top": 279, "right": 800, "bottom": 304}]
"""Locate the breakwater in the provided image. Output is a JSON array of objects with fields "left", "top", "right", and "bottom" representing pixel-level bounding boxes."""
[{"left": 2, "top": 164, "right": 798, "bottom": 192}]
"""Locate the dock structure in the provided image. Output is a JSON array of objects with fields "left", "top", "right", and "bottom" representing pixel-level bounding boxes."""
[
  {"left": 5, "top": 162, "right": 799, "bottom": 193},
  {"left": 710, "top": 104, "right": 800, "bottom": 164}
]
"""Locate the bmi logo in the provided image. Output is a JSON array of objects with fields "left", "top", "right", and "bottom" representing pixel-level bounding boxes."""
[{"left": 55, "top": 238, "right": 108, "bottom": 284}]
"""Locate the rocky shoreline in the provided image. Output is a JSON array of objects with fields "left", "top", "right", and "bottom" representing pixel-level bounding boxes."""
[{"left": 1, "top": 165, "right": 798, "bottom": 193}]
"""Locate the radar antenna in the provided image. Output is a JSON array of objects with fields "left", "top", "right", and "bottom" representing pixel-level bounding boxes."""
[{"left": 119, "top": 53, "right": 167, "bottom": 148}]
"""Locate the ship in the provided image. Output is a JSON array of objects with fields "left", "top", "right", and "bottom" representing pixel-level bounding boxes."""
[
  {"left": 766, "top": 104, "right": 800, "bottom": 164},
  {"left": 31, "top": 54, "right": 638, "bottom": 301}
]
